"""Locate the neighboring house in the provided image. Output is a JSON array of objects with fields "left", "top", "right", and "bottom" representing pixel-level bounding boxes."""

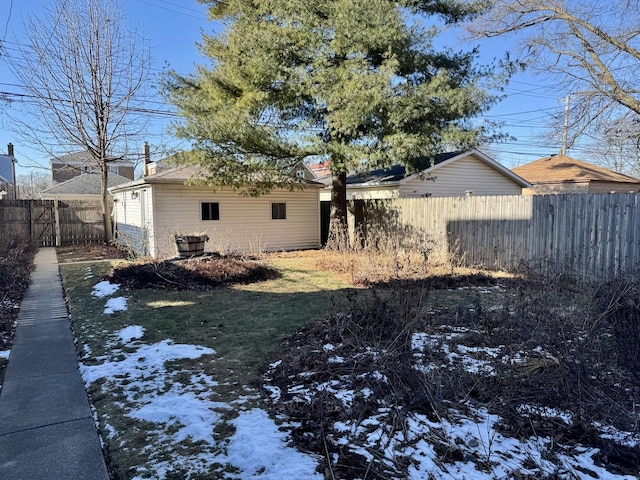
[
  {"left": 289, "top": 160, "right": 316, "bottom": 181},
  {"left": 109, "top": 166, "right": 323, "bottom": 258},
  {"left": 512, "top": 155, "right": 640, "bottom": 194},
  {"left": 0, "top": 143, "right": 18, "bottom": 200},
  {"left": 0, "top": 173, "right": 12, "bottom": 200},
  {"left": 308, "top": 160, "right": 332, "bottom": 178},
  {"left": 39, "top": 171, "right": 131, "bottom": 201},
  {"left": 51, "top": 151, "right": 135, "bottom": 183},
  {"left": 319, "top": 149, "right": 530, "bottom": 201}
]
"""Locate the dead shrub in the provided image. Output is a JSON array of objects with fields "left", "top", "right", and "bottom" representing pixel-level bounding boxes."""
[
  {"left": 105, "top": 254, "right": 280, "bottom": 290},
  {"left": 593, "top": 276, "right": 640, "bottom": 371},
  {"left": 0, "top": 235, "right": 38, "bottom": 349},
  {"left": 264, "top": 266, "right": 640, "bottom": 478}
]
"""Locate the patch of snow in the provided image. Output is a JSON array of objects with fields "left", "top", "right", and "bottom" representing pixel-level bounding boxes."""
[
  {"left": 226, "top": 409, "right": 323, "bottom": 479},
  {"left": 595, "top": 423, "right": 640, "bottom": 448},
  {"left": 517, "top": 404, "right": 573, "bottom": 425},
  {"left": 80, "top": 340, "right": 215, "bottom": 386},
  {"left": 129, "top": 390, "right": 225, "bottom": 445},
  {"left": 92, "top": 280, "right": 119, "bottom": 298},
  {"left": 103, "top": 297, "right": 127, "bottom": 314},
  {"left": 0, "top": 350, "right": 9, "bottom": 360},
  {"left": 264, "top": 385, "right": 281, "bottom": 402},
  {"left": 116, "top": 325, "right": 144, "bottom": 344}
]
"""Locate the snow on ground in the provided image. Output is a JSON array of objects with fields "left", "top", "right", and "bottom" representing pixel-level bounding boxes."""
[
  {"left": 103, "top": 296, "right": 127, "bottom": 314},
  {"left": 116, "top": 325, "right": 144, "bottom": 344},
  {"left": 91, "top": 280, "right": 119, "bottom": 297},
  {"left": 91, "top": 280, "right": 128, "bottom": 314},
  {"left": 225, "top": 409, "right": 323, "bottom": 480},
  {"left": 0, "top": 350, "right": 9, "bottom": 360},
  {"left": 80, "top": 319, "right": 640, "bottom": 480},
  {"left": 265, "top": 329, "right": 640, "bottom": 480},
  {"left": 81, "top": 325, "right": 322, "bottom": 480}
]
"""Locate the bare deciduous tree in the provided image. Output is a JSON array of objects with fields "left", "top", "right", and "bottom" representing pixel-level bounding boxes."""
[
  {"left": 8, "top": 0, "right": 151, "bottom": 241},
  {"left": 470, "top": 1, "right": 640, "bottom": 150},
  {"left": 16, "top": 171, "right": 53, "bottom": 199},
  {"left": 587, "top": 115, "right": 640, "bottom": 177}
]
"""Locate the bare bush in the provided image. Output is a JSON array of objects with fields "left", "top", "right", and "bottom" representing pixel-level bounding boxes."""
[
  {"left": 0, "top": 236, "right": 38, "bottom": 349},
  {"left": 264, "top": 269, "right": 640, "bottom": 478}
]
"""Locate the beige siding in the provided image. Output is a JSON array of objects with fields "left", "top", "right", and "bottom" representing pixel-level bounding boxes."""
[
  {"left": 113, "top": 188, "right": 152, "bottom": 255},
  {"left": 149, "top": 185, "right": 320, "bottom": 257},
  {"left": 113, "top": 190, "right": 142, "bottom": 227},
  {"left": 347, "top": 186, "right": 399, "bottom": 200},
  {"left": 400, "top": 156, "right": 523, "bottom": 197}
]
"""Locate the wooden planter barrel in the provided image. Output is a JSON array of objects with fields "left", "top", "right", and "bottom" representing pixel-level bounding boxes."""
[{"left": 175, "top": 235, "right": 207, "bottom": 258}]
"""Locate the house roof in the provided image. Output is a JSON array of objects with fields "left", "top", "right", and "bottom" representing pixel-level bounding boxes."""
[
  {"left": 110, "top": 165, "right": 324, "bottom": 191},
  {"left": 0, "top": 154, "right": 15, "bottom": 183},
  {"left": 308, "top": 160, "right": 331, "bottom": 178},
  {"left": 512, "top": 155, "right": 640, "bottom": 185},
  {"left": 345, "top": 150, "right": 530, "bottom": 188},
  {"left": 40, "top": 172, "right": 131, "bottom": 196},
  {"left": 50, "top": 151, "right": 134, "bottom": 167}
]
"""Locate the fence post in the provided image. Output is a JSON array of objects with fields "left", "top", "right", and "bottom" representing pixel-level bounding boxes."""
[
  {"left": 54, "top": 199, "right": 61, "bottom": 247},
  {"left": 29, "top": 200, "right": 35, "bottom": 242}
]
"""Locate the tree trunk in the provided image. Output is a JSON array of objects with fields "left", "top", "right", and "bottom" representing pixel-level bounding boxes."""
[
  {"left": 327, "top": 170, "right": 349, "bottom": 249},
  {"left": 101, "top": 163, "right": 113, "bottom": 243}
]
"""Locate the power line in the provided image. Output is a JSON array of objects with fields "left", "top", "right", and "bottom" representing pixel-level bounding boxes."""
[{"left": 134, "top": 0, "right": 207, "bottom": 21}]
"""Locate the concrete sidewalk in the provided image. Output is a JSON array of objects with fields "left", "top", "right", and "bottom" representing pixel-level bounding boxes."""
[{"left": 0, "top": 248, "right": 109, "bottom": 480}]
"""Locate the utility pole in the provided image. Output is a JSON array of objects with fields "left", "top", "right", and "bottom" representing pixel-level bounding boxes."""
[{"left": 560, "top": 95, "right": 570, "bottom": 156}]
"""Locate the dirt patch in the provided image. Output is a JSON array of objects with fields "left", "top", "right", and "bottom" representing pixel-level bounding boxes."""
[
  {"left": 57, "top": 243, "right": 130, "bottom": 263},
  {"left": 105, "top": 255, "right": 281, "bottom": 290}
]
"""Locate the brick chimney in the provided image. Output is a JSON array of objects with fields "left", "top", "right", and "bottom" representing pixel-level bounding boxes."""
[
  {"left": 8, "top": 143, "right": 17, "bottom": 199},
  {"left": 142, "top": 142, "right": 150, "bottom": 177}
]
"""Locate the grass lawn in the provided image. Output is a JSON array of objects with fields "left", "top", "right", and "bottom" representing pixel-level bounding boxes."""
[
  {"left": 60, "top": 249, "right": 639, "bottom": 479},
  {"left": 60, "top": 254, "right": 357, "bottom": 478}
]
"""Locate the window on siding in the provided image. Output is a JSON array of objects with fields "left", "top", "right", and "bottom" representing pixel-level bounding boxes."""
[
  {"left": 201, "top": 202, "right": 220, "bottom": 221},
  {"left": 271, "top": 202, "right": 286, "bottom": 220}
]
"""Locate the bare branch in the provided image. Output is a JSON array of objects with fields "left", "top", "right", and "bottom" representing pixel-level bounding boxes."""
[{"left": 6, "top": 0, "right": 152, "bottom": 241}]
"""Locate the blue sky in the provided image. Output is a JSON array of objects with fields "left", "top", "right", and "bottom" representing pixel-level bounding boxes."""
[{"left": 0, "top": 0, "right": 574, "bottom": 177}]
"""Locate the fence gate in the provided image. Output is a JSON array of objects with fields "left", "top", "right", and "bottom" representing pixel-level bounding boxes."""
[{"left": 0, "top": 199, "right": 105, "bottom": 246}]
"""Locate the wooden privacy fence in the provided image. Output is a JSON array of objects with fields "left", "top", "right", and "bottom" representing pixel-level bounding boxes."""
[
  {"left": 0, "top": 199, "right": 106, "bottom": 246},
  {"left": 353, "top": 193, "right": 640, "bottom": 280}
]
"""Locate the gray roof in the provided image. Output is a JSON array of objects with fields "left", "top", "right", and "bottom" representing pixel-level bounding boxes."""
[
  {"left": 0, "top": 154, "right": 15, "bottom": 183},
  {"left": 50, "top": 151, "right": 134, "bottom": 166},
  {"left": 346, "top": 152, "right": 462, "bottom": 185},
  {"left": 41, "top": 172, "right": 131, "bottom": 196}
]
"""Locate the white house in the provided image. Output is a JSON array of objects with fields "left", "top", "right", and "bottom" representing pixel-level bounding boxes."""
[
  {"left": 319, "top": 149, "right": 530, "bottom": 201},
  {"left": 109, "top": 166, "right": 323, "bottom": 258}
]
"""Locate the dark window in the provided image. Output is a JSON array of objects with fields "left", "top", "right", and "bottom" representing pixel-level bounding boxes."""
[
  {"left": 271, "top": 202, "right": 286, "bottom": 220},
  {"left": 201, "top": 202, "right": 220, "bottom": 221}
]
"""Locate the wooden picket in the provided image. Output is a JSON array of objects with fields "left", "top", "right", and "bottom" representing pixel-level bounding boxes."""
[
  {"left": 354, "top": 193, "right": 640, "bottom": 280},
  {"left": 0, "top": 199, "right": 105, "bottom": 246}
]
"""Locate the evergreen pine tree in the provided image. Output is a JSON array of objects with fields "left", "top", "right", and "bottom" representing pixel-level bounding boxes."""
[{"left": 164, "top": 0, "right": 508, "bottom": 245}]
